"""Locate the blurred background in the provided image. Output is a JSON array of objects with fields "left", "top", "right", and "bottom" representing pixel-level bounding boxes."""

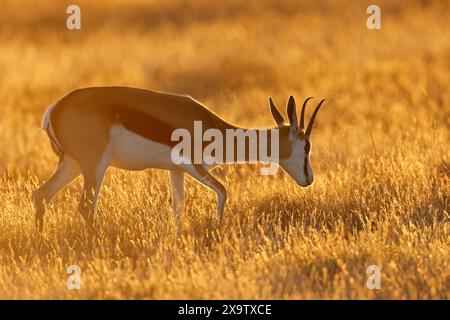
[{"left": 0, "top": 0, "right": 448, "bottom": 299}]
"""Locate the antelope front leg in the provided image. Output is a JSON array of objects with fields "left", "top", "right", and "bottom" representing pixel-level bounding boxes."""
[
  {"left": 187, "top": 165, "right": 227, "bottom": 223},
  {"left": 169, "top": 170, "right": 185, "bottom": 237}
]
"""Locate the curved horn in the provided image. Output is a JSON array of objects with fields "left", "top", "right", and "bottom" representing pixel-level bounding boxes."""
[
  {"left": 305, "top": 99, "right": 325, "bottom": 137},
  {"left": 300, "top": 97, "right": 314, "bottom": 130}
]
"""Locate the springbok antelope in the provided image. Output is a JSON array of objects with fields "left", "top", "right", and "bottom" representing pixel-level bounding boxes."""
[{"left": 33, "top": 86, "right": 325, "bottom": 232}]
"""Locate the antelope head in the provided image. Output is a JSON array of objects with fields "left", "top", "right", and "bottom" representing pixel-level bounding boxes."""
[{"left": 269, "top": 96, "right": 325, "bottom": 187}]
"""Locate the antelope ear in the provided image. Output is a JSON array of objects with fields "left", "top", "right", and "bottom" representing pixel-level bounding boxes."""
[
  {"left": 286, "top": 95, "right": 298, "bottom": 133},
  {"left": 268, "top": 97, "right": 284, "bottom": 127}
]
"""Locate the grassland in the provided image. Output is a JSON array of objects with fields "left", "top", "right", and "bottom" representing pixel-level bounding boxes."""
[{"left": 0, "top": 0, "right": 448, "bottom": 299}]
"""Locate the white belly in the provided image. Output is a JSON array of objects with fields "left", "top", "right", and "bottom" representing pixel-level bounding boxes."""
[{"left": 109, "top": 125, "right": 177, "bottom": 171}]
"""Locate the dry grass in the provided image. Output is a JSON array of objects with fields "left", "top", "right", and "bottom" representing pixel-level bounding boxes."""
[{"left": 0, "top": 0, "right": 449, "bottom": 299}]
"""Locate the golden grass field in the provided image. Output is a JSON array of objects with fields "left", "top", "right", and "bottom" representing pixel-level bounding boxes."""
[{"left": 0, "top": 0, "right": 448, "bottom": 299}]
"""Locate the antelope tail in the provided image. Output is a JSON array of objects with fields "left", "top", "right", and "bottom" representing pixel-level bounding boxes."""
[{"left": 42, "top": 102, "right": 65, "bottom": 162}]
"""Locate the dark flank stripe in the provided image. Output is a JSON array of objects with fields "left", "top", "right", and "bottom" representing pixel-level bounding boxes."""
[{"left": 112, "top": 106, "right": 177, "bottom": 147}]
